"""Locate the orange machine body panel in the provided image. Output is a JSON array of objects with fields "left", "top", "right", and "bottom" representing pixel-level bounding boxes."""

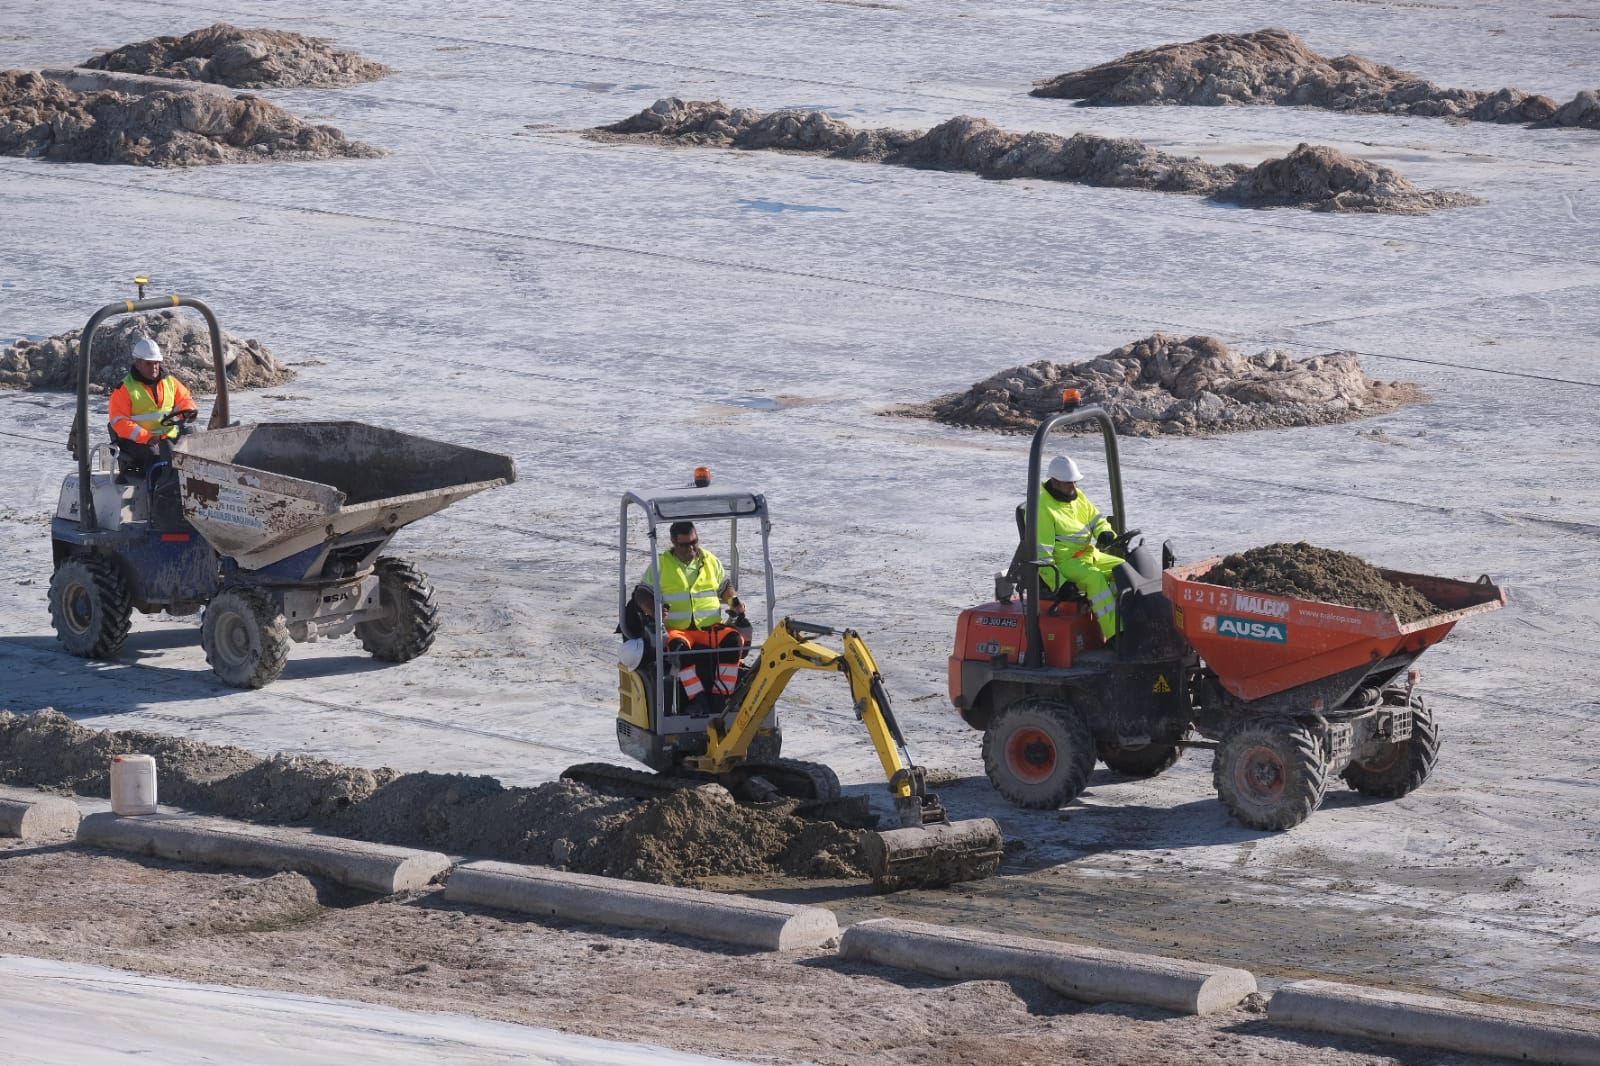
[
  {"left": 949, "top": 598, "right": 1103, "bottom": 702},
  {"left": 1163, "top": 560, "right": 1506, "bottom": 703}
]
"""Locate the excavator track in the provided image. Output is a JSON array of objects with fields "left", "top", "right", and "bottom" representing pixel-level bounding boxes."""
[
  {"left": 560, "top": 758, "right": 843, "bottom": 806},
  {"left": 559, "top": 762, "right": 719, "bottom": 802}
]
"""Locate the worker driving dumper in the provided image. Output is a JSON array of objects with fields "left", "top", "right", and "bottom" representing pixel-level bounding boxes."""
[
  {"left": 631, "top": 520, "right": 751, "bottom": 714},
  {"left": 107, "top": 337, "right": 198, "bottom": 476},
  {"left": 1036, "top": 454, "right": 1124, "bottom": 646}
]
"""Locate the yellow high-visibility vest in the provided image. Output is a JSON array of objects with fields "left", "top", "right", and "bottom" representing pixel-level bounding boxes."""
[
  {"left": 644, "top": 549, "right": 728, "bottom": 629},
  {"left": 1035, "top": 485, "right": 1112, "bottom": 591},
  {"left": 112, "top": 374, "right": 180, "bottom": 442}
]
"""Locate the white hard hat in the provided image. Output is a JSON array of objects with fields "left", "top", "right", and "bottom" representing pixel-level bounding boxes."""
[
  {"left": 1047, "top": 455, "right": 1082, "bottom": 482},
  {"left": 131, "top": 337, "right": 163, "bottom": 363},
  {"left": 618, "top": 637, "right": 646, "bottom": 671}
]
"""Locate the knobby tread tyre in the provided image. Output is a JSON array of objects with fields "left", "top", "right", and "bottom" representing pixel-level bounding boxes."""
[
  {"left": 1213, "top": 716, "right": 1328, "bottom": 830},
  {"left": 1097, "top": 741, "right": 1183, "bottom": 779},
  {"left": 356, "top": 557, "right": 439, "bottom": 662},
  {"left": 202, "top": 586, "right": 290, "bottom": 689},
  {"left": 1341, "top": 700, "right": 1440, "bottom": 798},
  {"left": 48, "top": 555, "right": 133, "bottom": 659},
  {"left": 982, "top": 698, "right": 1095, "bottom": 810}
]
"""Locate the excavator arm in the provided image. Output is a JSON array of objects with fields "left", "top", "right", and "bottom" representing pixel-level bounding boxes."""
[{"left": 688, "top": 618, "right": 972, "bottom": 847}]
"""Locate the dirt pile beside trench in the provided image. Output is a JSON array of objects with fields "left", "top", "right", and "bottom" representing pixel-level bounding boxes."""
[
  {"left": 0, "top": 711, "right": 870, "bottom": 888},
  {"left": 85, "top": 23, "right": 391, "bottom": 89},
  {"left": 1199, "top": 542, "right": 1436, "bottom": 622},
  {"left": 905, "top": 333, "right": 1422, "bottom": 436},
  {"left": 1032, "top": 28, "right": 1600, "bottom": 131},
  {"left": 1, "top": 310, "right": 294, "bottom": 394},
  {"left": 0, "top": 69, "right": 384, "bottom": 166},
  {"left": 594, "top": 98, "right": 1476, "bottom": 214}
]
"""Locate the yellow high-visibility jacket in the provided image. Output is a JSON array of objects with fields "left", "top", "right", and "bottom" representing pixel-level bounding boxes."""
[{"left": 1035, "top": 485, "right": 1113, "bottom": 591}]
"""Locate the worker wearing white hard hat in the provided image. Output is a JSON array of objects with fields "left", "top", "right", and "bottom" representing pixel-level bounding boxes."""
[
  {"left": 1037, "top": 454, "right": 1124, "bottom": 645},
  {"left": 107, "top": 335, "right": 198, "bottom": 474}
]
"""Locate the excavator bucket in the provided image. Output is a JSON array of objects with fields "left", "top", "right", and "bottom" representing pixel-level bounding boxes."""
[{"left": 861, "top": 816, "right": 1005, "bottom": 892}]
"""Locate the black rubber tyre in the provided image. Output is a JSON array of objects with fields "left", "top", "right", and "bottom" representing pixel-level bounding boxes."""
[
  {"left": 48, "top": 555, "right": 133, "bottom": 659},
  {"left": 1342, "top": 699, "right": 1440, "bottom": 798},
  {"left": 356, "top": 557, "right": 439, "bottom": 662},
  {"left": 1213, "top": 717, "right": 1328, "bottom": 830},
  {"left": 982, "top": 698, "right": 1095, "bottom": 810},
  {"left": 202, "top": 586, "right": 290, "bottom": 689},
  {"left": 1098, "top": 742, "right": 1183, "bottom": 779}
]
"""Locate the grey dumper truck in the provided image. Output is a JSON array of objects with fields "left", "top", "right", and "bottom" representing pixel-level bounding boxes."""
[{"left": 50, "top": 291, "right": 516, "bottom": 688}]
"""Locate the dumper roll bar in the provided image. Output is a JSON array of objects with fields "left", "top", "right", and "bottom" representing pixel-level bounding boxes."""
[
  {"left": 67, "top": 293, "right": 230, "bottom": 531},
  {"left": 1022, "top": 403, "right": 1126, "bottom": 668}
]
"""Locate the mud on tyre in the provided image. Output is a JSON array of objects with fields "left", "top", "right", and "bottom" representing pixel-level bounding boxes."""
[
  {"left": 356, "top": 556, "right": 439, "bottom": 662},
  {"left": 48, "top": 554, "right": 133, "bottom": 659},
  {"left": 983, "top": 698, "right": 1094, "bottom": 809},
  {"left": 202, "top": 586, "right": 290, "bottom": 689},
  {"left": 1213, "top": 716, "right": 1328, "bottom": 830}
]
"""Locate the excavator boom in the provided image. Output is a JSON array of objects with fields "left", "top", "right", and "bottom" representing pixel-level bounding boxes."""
[{"left": 690, "top": 618, "right": 1004, "bottom": 891}]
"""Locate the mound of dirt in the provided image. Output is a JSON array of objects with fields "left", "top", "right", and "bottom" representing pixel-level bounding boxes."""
[
  {"left": 1223, "top": 142, "right": 1479, "bottom": 213},
  {"left": 0, "top": 69, "right": 384, "bottom": 166},
  {"left": 1199, "top": 542, "right": 1436, "bottom": 622},
  {"left": 905, "top": 333, "right": 1422, "bottom": 436},
  {"left": 85, "top": 23, "right": 391, "bottom": 89},
  {"left": 1032, "top": 28, "right": 1599, "bottom": 131},
  {"left": 1, "top": 310, "right": 295, "bottom": 394},
  {"left": 0, "top": 710, "right": 869, "bottom": 888},
  {"left": 593, "top": 98, "right": 1475, "bottom": 213}
]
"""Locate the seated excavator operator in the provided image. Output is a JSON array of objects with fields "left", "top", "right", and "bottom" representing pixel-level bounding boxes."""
[{"left": 631, "top": 520, "right": 750, "bottom": 714}]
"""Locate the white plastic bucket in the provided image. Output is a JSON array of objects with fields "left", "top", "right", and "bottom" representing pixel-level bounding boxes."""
[{"left": 110, "top": 754, "right": 158, "bottom": 816}]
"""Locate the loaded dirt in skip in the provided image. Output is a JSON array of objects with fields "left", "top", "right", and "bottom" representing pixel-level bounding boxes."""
[
  {"left": 0, "top": 710, "right": 868, "bottom": 888},
  {"left": 1199, "top": 543, "right": 1436, "bottom": 623},
  {"left": 1, "top": 310, "right": 294, "bottom": 393},
  {"left": 592, "top": 99, "right": 1480, "bottom": 213},
  {"left": 901, "top": 333, "right": 1422, "bottom": 436},
  {"left": 1031, "top": 28, "right": 1600, "bottom": 131}
]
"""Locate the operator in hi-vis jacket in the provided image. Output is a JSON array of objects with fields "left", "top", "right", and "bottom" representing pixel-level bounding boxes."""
[
  {"left": 1036, "top": 454, "right": 1124, "bottom": 645},
  {"left": 107, "top": 337, "right": 197, "bottom": 474},
  {"left": 632, "top": 520, "right": 749, "bottom": 714}
]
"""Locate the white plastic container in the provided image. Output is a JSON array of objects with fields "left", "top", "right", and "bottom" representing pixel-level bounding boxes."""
[{"left": 110, "top": 754, "right": 158, "bottom": 816}]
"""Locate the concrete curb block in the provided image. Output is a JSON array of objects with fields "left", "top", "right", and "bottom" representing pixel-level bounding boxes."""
[
  {"left": 444, "top": 861, "right": 839, "bottom": 951},
  {"left": 76, "top": 812, "right": 450, "bottom": 895},
  {"left": 0, "top": 787, "right": 81, "bottom": 839},
  {"left": 39, "top": 67, "right": 234, "bottom": 98},
  {"left": 1270, "top": 979, "right": 1600, "bottom": 1065},
  {"left": 839, "top": 918, "right": 1255, "bottom": 1015}
]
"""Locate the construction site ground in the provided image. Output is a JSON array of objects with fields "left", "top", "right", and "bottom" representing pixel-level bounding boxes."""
[{"left": 2, "top": 0, "right": 1598, "bottom": 1061}]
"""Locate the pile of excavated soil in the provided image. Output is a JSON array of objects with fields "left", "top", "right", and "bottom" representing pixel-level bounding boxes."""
[
  {"left": 1199, "top": 543, "right": 1436, "bottom": 622},
  {"left": 1, "top": 310, "right": 294, "bottom": 394},
  {"left": 904, "top": 333, "right": 1422, "bottom": 436},
  {"left": 0, "top": 69, "right": 383, "bottom": 166},
  {"left": 594, "top": 98, "right": 1478, "bottom": 213},
  {"left": 1032, "top": 28, "right": 1600, "bottom": 131},
  {"left": 85, "top": 23, "right": 391, "bottom": 89},
  {"left": 0, "top": 710, "right": 870, "bottom": 888}
]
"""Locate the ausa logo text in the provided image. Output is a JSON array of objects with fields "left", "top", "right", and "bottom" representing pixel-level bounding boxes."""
[{"left": 1212, "top": 614, "right": 1288, "bottom": 643}]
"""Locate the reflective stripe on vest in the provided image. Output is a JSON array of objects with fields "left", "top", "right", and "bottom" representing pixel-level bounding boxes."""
[
  {"left": 116, "top": 375, "right": 179, "bottom": 440},
  {"left": 657, "top": 550, "right": 725, "bottom": 630}
]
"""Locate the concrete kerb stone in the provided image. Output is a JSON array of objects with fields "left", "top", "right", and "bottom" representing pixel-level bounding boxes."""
[
  {"left": 444, "top": 860, "right": 839, "bottom": 951},
  {"left": 0, "top": 786, "right": 81, "bottom": 840},
  {"left": 839, "top": 917, "right": 1256, "bottom": 1015},
  {"left": 1271, "top": 979, "right": 1600, "bottom": 1065},
  {"left": 76, "top": 812, "right": 450, "bottom": 895},
  {"left": 39, "top": 67, "right": 235, "bottom": 98}
]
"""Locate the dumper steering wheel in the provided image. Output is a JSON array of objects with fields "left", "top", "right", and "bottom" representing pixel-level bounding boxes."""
[
  {"left": 1102, "top": 528, "right": 1141, "bottom": 557},
  {"left": 160, "top": 409, "right": 199, "bottom": 436}
]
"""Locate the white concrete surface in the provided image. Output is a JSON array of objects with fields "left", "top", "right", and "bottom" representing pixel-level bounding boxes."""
[
  {"left": 0, "top": 954, "right": 747, "bottom": 1065},
  {"left": 446, "top": 860, "right": 840, "bottom": 950},
  {"left": 840, "top": 917, "right": 1256, "bottom": 1015},
  {"left": 77, "top": 811, "right": 451, "bottom": 893},
  {"left": 1271, "top": 978, "right": 1600, "bottom": 1065}
]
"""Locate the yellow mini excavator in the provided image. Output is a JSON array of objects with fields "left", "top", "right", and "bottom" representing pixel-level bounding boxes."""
[{"left": 562, "top": 471, "right": 1004, "bottom": 892}]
